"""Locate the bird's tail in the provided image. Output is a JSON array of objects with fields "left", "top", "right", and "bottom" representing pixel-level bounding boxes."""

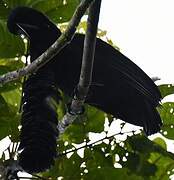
[
  {"left": 18, "top": 70, "right": 60, "bottom": 173},
  {"left": 142, "top": 100, "right": 162, "bottom": 136}
]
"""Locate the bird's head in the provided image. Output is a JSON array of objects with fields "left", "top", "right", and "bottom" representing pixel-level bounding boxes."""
[
  {"left": 7, "top": 7, "right": 62, "bottom": 60},
  {"left": 7, "top": 6, "right": 61, "bottom": 39}
]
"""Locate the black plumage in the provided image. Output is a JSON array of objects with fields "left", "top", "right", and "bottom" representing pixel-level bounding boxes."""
[
  {"left": 7, "top": 6, "right": 162, "bottom": 173},
  {"left": 18, "top": 69, "right": 60, "bottom": 173}
]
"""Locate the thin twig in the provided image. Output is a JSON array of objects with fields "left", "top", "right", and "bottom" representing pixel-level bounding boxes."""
[
  {"left": 19, "top": 178, "right": 38, "bottom": 180},
  {"left": 31, "top": 174, "right": 49, "bottom": 180},
  {"left": 58, "top": 130, "right": 134, "bottom": 157},
  {"left": 14, "top": 142, "right": 19, "bottom": 154},
  {"left": 0, "top": 0, "right": 94, "bottom": 85},
  {"left": 152, "top": 76, "right": 161, "bottom": 82},
  {"left": 58, "top": 0, "right": 102, "bottom": 134}
]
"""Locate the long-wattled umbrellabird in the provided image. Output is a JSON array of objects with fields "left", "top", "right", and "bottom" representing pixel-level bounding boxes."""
[{"left": 7, "top": 6, "right": 162, "bottom": 173}]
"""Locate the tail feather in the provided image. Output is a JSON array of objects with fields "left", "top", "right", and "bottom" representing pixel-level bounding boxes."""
[{"left": 142, "top": 100, "right": 162, "bottom": 135}]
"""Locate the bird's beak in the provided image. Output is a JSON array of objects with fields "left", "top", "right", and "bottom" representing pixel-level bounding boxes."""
[{"left": 16, "top": 23, "right": 39, "bottom": 37}]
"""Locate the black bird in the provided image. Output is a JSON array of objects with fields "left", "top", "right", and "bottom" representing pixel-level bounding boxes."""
[
  {"left": 7, "top": 7, "right": 162, "bottom": 173},
  {"left": 7, "top": 7, "right": 62, "bottom": 173}
]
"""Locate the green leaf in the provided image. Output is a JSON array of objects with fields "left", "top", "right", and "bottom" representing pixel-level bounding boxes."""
[
  {"left": 0, "top": 88, "right": 21, "bottom": 141},
  {"left": 2, "top": 0, "right": 32, "bottom": 8},
  {"left": 9, "top": 113, "right": 20, "bottom": 142},
  {"left": 43, "top": 152, "right": 82, "bottom": 179},
  {"left": 158, "top": 84, "right": 174, "bottom": 98},
  {"left": 85, "top": 145, "right": 113, "bottom": 169},
  {"left": 158, "top": 102, "right": 174, "bottom": 139},
  {"left": 83, "top": 167, "right": 143, "bottom": 180},
  {"left": 45, "top": 0, "right": 81, "bottom": 23},
  {"left": 29, "top": 0, "right": 80, "bottom": 23},
  {"left": 0, "top": 95, "right": 12, "bottom": 139},
  {"left": 85, "top": 105, "right": 105, "bottom": 133},
  {"left": 153, "top": 137, "right": 167, "bottom": 150},
  {"left": 123, "top": 152, "right": 157, "bottom": 177},
  {"left": 149, "top": 152, "right": 174, "bottom": 179},
  {"left": 62, "top": 123, "right": 87, "bottom": 144},
  {"left": 123, "top": 135, "right": 172, "bottom": 177},
  {"left": 0, "top": 94, "right": 20, "bottom": 141},
  {"left": 57, "top": 139, "right": 74, "bottom": 155},
  {"left": 125, "top": 135, "right": 153, "bottom": 154},
  {"left": 2, "top": 88, "right": 21, "bottom": 108},
  {"left": 125, "top": 134, "right": 174, "bottom": 158},
  {"left": 0, "top": 1, "right": 10, "bottom": 20},
  {"left": 111, "top": 143, "right": 127, "bottom": 160},
  {"left": 0, "top": 21, "right": 25, "bottom": 58}
]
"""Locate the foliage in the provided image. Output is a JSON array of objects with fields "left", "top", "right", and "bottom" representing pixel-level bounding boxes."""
[{"left": 0, "top": 1, "right": 174, "bottom": 179}]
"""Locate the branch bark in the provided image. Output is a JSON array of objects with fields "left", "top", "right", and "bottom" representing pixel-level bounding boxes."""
[
  {"left": 0, "top": 0, "right": 94, "bottom": 85},
  {"left": 58, "top": 0, "right": 102, "bottom": 134}
]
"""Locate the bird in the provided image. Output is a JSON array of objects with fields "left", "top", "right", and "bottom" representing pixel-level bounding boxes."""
[
  {"left": 7, "top": 7, "right": 62, "bottom": 173},
  {"left": 7, "top": 6, "right": 162, "bottom": 173}
]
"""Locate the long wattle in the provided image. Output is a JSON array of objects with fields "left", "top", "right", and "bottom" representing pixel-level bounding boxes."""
[{"left": 19, "top": 69, "right": 60, "bottom": 173}]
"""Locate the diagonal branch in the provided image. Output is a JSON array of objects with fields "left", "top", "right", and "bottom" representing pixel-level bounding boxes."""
[
  {"left": 0, "top": 0, "right": 94, "bottom": 85},
  {"left": 58, "top": 0, "right": 102, "bottom": 134}
]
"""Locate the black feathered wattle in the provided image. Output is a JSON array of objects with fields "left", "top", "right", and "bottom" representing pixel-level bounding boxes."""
[
  {"left": 7, "top": 6, "right": 162, "bottom": 173},
  {"left": 18, "top": 69, "right": 60, "bottom": 173}
]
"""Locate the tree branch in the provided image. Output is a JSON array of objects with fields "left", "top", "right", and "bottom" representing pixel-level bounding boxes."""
[
  {"left": 58, "top": 0, "right": 102, "bottom": 134},
  {"left": 0, "top": 0, "right": 94, "bottom": 85}
]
